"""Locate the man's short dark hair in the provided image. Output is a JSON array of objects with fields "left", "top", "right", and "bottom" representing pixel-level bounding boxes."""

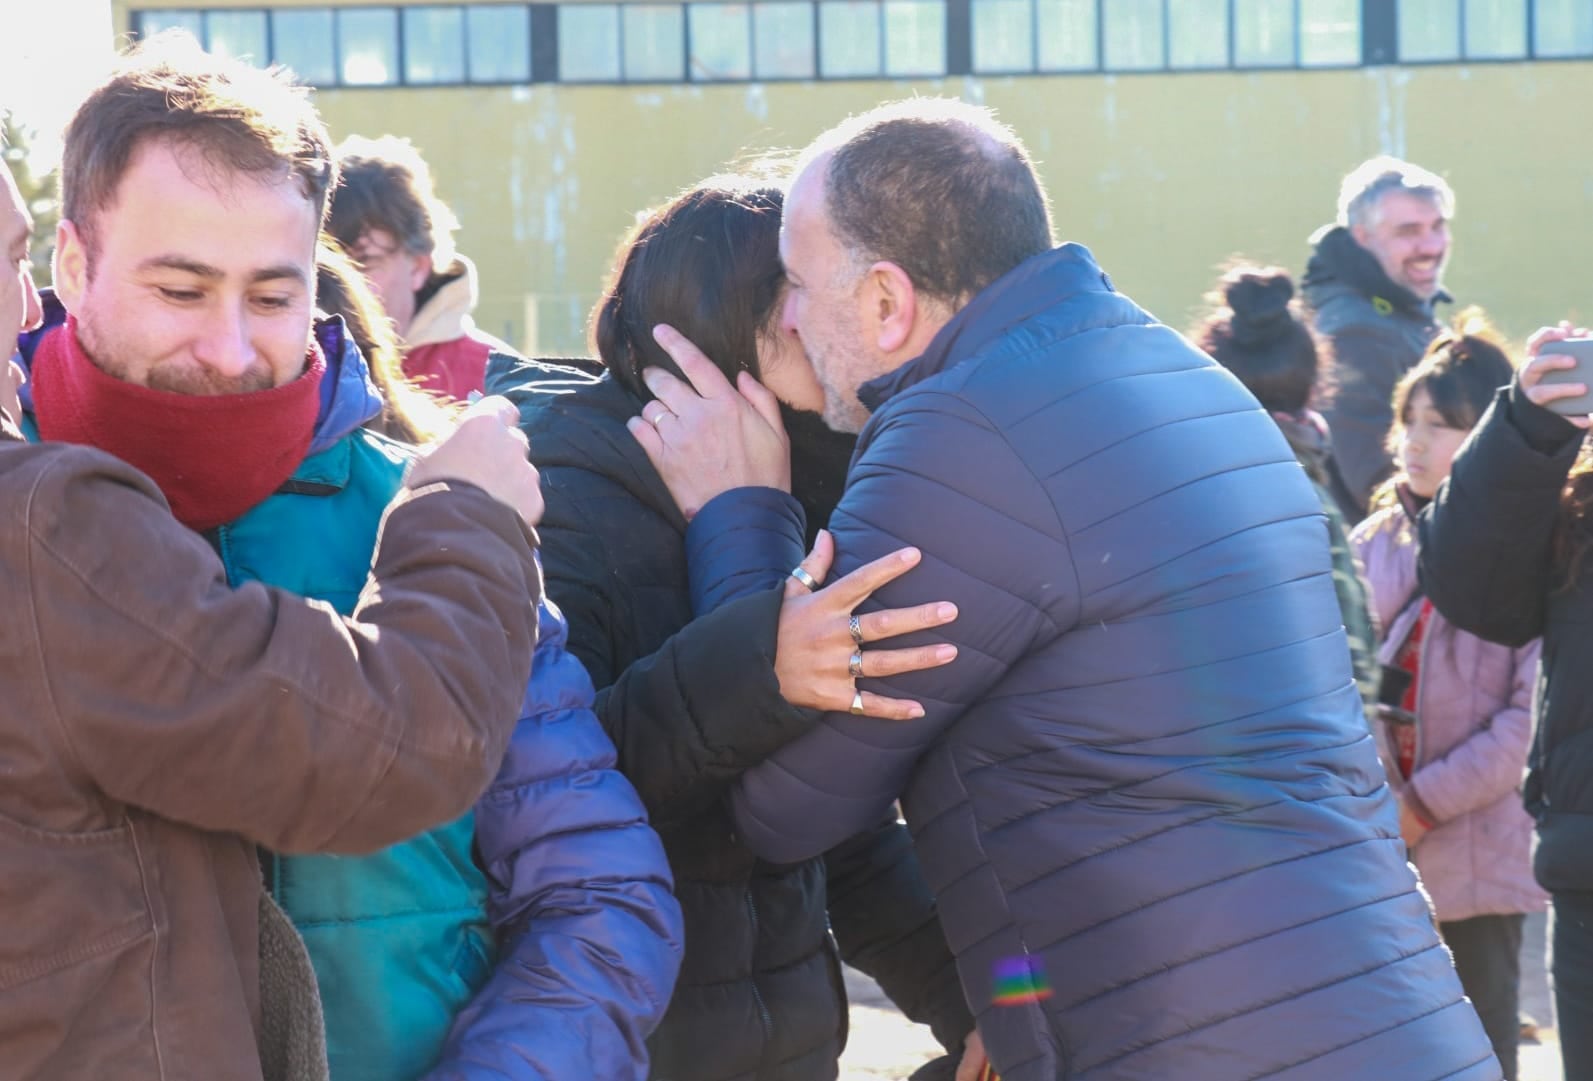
[
  {"left": 327, "top": 134, "right": 457, "bottom": 266},
  {"left": 815, "top": 99, "right": 1053, "bottom": 306},
  {"left": 62, "top": 31, "right": 335, "bottom": 256}
]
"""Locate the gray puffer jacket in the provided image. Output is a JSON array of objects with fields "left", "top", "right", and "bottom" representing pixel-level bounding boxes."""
[{"left": 710, "top": 245, "right": 1498, "bottom": 1081}]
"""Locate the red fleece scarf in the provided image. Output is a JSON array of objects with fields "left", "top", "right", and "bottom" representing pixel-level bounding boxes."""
[{"left": 31, "top": 317, "right": 325, "bottom": 531}]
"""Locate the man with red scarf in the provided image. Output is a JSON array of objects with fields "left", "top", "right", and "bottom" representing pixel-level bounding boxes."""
[
  {"left": 4, "top": 155, "right": 549, "bottom": 1079},
  {"left": 10, "top": 32, "right": 682, "bottom": 1081}
]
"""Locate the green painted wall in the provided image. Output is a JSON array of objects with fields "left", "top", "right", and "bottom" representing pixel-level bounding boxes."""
[
  {"left": 310, "top": 62, "right": 1592, "bottom": 357},
  {"left": 106, "top": 1, "right": 1593, "bottom": 355}
]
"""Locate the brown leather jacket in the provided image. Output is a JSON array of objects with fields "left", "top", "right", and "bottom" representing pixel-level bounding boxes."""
[{"left": 0, "top": 422, "right": 540, "bottom": 1080}]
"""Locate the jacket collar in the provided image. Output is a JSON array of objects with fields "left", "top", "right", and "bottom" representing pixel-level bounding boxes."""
[
  {"left": 407, "top": 255, "right": 478, "bottom": 349},
  {"left": 1302, "top": 224, "right": 1451, "bottom": 320},
  {"left": 16, "top": 289, "right": 383, "bottom": 456},
  {"left": 858, "top": 243, "right": 1119, "bottom": 414}
]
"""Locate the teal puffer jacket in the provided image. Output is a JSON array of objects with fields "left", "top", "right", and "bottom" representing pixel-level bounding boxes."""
[{"left": 224, "top": 428, "right": 495, "bottom": 1081}]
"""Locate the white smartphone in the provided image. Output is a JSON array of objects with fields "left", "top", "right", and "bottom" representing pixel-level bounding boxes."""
[{"left": 1536, "top": 338, "right": 1593, "bottom": 416}]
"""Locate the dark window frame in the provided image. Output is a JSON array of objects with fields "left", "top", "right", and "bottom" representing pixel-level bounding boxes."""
[{"left": 127, "top": 0, "right": 1593, "bottom": 90}]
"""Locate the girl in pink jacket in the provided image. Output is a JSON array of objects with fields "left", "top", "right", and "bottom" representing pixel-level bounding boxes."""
[{"left": 1350, "top": 318, "right": 1547, "bottom": 1081}]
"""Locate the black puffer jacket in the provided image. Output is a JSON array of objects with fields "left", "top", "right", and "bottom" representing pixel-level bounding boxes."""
[
  {"left": 1420, "top": 382, "right": 1593, "bottom": 894},
  {"left": 488, "top": 358, "right": 972, "bottom": 1081},
  {"left": 1302, "top": 224, "right": 1448, "bottom": 521}
]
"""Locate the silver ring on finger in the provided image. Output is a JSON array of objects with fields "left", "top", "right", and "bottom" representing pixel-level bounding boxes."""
[
  {"left": 848, "top": 650, "right": 865, "bottom": 679},
  {"left": 850, "top": 688, "right": 865, "bottom": 715},
  {"left": 848, "top": 613, "right": 864, "bottom": 646},
  {"left": 789, "top": 566, "right": 819, "bottom": 591},
  {"left": 643, "top": 402, "right": 672, "bottom": 429}
]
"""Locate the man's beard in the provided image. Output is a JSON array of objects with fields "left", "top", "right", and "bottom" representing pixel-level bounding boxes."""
[
  {"left": 77, "top": 316, "right": 277, "bottom": 396},
  {"left": 781, "top": 401, "right": 859, "bottom": 547}
]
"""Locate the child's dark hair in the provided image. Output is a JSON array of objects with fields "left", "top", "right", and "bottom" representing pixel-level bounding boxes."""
[
  {"left": 1389, "top": 310, "right": 1515, "bottom": 443},
  {"left": 1368, "top": 309, "right": 1514, "bottom": 514},
  {"left": 1190, "top": 265, "right": 1322, "bottom": 413}
]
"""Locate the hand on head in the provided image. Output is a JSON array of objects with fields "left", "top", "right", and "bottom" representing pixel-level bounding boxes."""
[
  {"left": 627, "top": 324, "right": 791, "bottom": 519},
  {"left": 1521, "top": 321, "right": 1593, "bottom": 429},
  {"left": 406, "top": 395, "right": 543, "bottom": 527}
]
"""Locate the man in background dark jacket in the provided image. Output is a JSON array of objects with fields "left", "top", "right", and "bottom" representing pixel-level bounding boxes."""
[
  {"left": 635, "top": 99, "right": 1498, "bottom": 1081},
  {"left": 1303, "top": 155, "right": 1454, "bottom": 521}
]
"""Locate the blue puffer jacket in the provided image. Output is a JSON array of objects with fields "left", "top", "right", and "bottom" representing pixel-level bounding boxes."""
[
  {"left": 18, "top": 299, "right": 682, "bottom": 1080},
  {"left": 696, "top": 247, "right": 1498, "bottom": 1081}
]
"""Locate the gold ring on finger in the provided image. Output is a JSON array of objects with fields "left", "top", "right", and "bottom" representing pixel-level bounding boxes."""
[
  {"left": 848, "top": 650, "right": 864, "bottom": 678},
  {"left": 850, "top": 689, "right": 865, "bottom": 715},
  {"left": 848, "top": 613, "right": 864, "bottom": 646}
]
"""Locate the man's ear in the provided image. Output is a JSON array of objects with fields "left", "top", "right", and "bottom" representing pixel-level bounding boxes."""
[
  {"left": 54, "top": 219, "right": 89, "bottom": 311},
  {"left": 1350, "top": 222, "right": 1371, "bottom": 249},
  {"left": 864, "top": 260, "right": 918, "bottom": 355},
  {"left": 409, "top": 251, "right": 433, "bottom": 292}
]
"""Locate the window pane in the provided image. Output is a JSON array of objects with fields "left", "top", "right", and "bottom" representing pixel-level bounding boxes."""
[
  {"left": 820, "top": 0, "right": 883, "bottom": 76},
  {"left": 1300, "top": 0, "right": 1359, "bottom": 65},
  {"left": 754, "top": 1, "right": 816, "bottom": 77},
  {"left": 1399, "top": 0, "right": 1460, "bottom": 60},
  {"left": 1235, "top": 0, "right": 1294, "bottom": 65},
  {"left": 273, "top": 9, "right": 337, "bottom": 85},
  {"left": 1463, "top": 0, "right": 1526, "bottom": 57},
  {"left": 1037, "top": 0, "right": 1097, "bottom": 70},
  {"left": 467, "top": 5, "right": 532, "bottom": 82},
  {"left": 885, "top": 0, "right": 945, "bottom": 75},
  {"left": 972, "top": 0, "right": 1033, "bottom": 72},
  {"left": 1169, "top": 0, "right": 1227, "bottom": 68},
  {"left": 559, "top": 4, "right": 622, "bottom": 80},
  {"left": 206, "top": 10, "right": 268, "bottom": 64},
  {"left": 690, "top": 3, "right": 752, "bottom": 80},
  {"left": 1103, "top": 0, "right": 1165, "bottom": 70},
  {"left": 1535, "top": 0, "right": 1593, "bottom": 56},
  {"left": 404, "top": 7, "right": 467, "bottom": 83},
  {"left": 339, "top": 8, "right": 399, "bottom": 85},
  {"left": 138, "top": 9, "right": 205, "bottom": 39},
  {"left": 624, "top": 4, "right": 685, "bottom": 80}
]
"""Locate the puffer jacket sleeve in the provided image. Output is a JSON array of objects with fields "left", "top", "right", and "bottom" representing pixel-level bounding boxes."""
[
  {"left": 424, "top": 597, "right": 684, "bottom": 1081},
  {"left": 1420, "top": 384, "right": 1582, "bottom": 647},
  {"left": 824, "top": 816, "right": 974, "bottom": 1054},
  {"left": 679, "top": 468, "right": 978, "bottom": 1050},
  {"left": 684, "top": 486, "right": 807, "bottom": 614},
  {"left": 731, "top": 391, "right": 1074, "bottom": 863},
  {"left": 537, "top": 463, "right": 815, "bottom": 822},
  {"left": 1407, "top": 637, "right": 1541, "bottom": 825}
]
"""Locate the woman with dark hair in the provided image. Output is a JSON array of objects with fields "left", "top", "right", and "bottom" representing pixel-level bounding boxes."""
[
  {"left": 1191, "top": 265, "right": 1379, "bottom": 719},
  {"left": 483, "top": 176, "right": 976, "bottom": 1080},
  {"left": 1420, "top": 318, "right": 1593, "bottom": 1081}
]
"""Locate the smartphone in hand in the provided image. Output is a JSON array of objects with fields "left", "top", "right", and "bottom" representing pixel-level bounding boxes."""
[{"left": 1537, "top": 338, "right": 1593, "bottom": 415}]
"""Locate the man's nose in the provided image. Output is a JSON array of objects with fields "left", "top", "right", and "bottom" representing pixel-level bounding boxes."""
[
  {"left": 779, "top": 292, "right": 800, "bottom": 338},
  {"left": 193, "top": 305, "right": 258, "bottom": 376}
]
